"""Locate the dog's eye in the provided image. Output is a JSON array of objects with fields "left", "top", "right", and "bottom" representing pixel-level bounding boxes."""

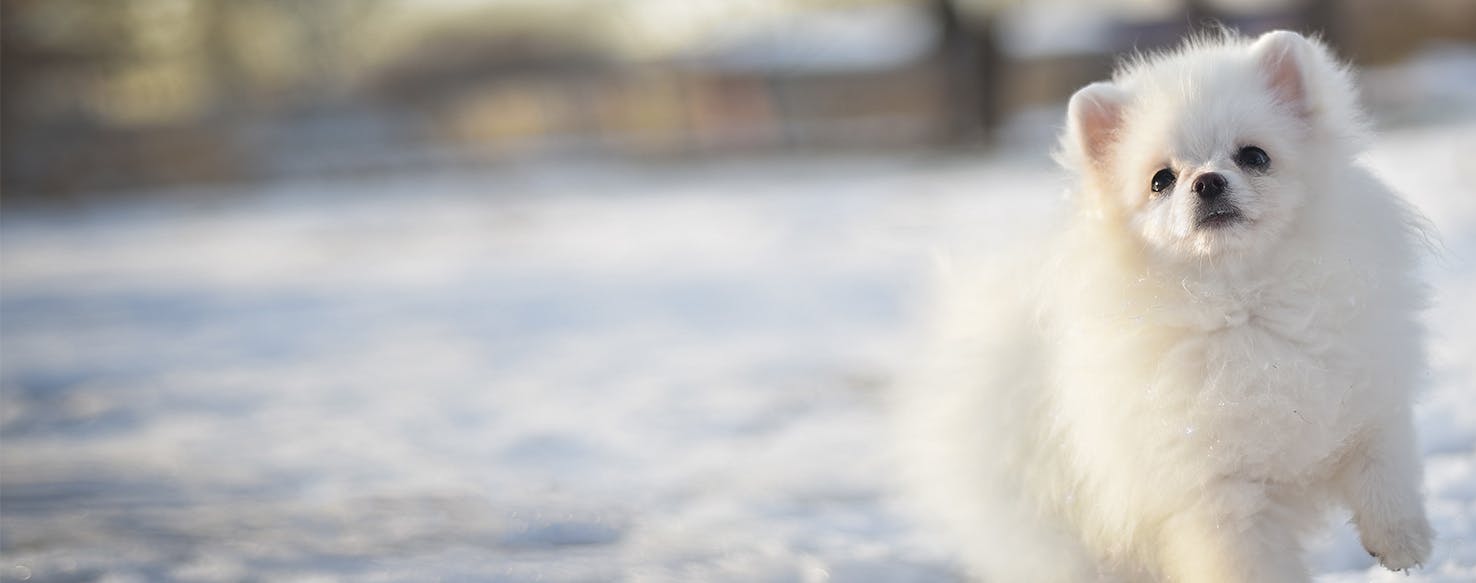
[
  {"left": 1235, "top": 146, "right": 1270, "bottom": 169},
  {"left": 1150, "top": 168, "right": 1175, "bottom": 193}
]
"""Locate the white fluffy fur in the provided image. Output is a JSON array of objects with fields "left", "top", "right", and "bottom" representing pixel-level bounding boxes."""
[{"left": 895, "top": 31, "right": 1434, "bottom": 582}]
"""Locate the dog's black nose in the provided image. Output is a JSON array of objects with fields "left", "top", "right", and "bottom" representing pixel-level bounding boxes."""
[{"left": 1193, "top": 172, "right": 1228, "bottom": 200}]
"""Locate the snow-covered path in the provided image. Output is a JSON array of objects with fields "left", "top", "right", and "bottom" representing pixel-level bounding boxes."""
[{"left": 2, "top": 122, "right": 1472, "bottom": 582}]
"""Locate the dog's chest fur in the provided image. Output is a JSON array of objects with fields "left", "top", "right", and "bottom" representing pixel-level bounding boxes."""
[
  {"left": 1168, "top": 274, "right": 1366, "bottom": 478},
  {"left": 1058, "top": 252, "right": 1378, "bottom": 483}
]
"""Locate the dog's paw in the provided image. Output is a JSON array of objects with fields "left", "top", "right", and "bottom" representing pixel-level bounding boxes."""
[{"left": 1361, "top": 515, "right": 1433, "bottom": 572}]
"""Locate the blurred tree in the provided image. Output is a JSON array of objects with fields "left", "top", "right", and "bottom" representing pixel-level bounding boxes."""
[{"left": 931, "top": 0, "right": 1001, "bottom": 144}]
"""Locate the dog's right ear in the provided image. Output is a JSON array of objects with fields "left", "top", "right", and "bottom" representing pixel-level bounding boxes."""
[
  {"left": 1250, "top": 30, "right": 1313, "bottom": 119},
  {"left": 1065, "top": 82, "right": 1127, "bottom": 170}
]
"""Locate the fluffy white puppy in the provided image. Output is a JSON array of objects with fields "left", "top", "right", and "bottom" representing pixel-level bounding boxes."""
[{"left": 895, "top": 30, "right": 1434, "bottom": 582}]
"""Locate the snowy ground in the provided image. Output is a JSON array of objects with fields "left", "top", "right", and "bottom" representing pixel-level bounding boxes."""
[{"left": 1, "top": 119, "right": 1473, "bottom": 582}]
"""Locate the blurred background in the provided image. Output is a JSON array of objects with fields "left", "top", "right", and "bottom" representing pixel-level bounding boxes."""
[
  {"left": 5, "top": 0, "right": 1476, "bottom": 195},
  {"left": 2, "top": 1, "right": 1475, "bottom": 581}
]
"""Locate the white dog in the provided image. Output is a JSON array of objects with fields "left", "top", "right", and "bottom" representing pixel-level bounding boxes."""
[{"left": 895, "top": 30, "right": 1434, "bottom": 582}]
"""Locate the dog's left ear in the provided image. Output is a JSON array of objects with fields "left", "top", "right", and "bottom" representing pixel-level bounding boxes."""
[
  {"left": 1066, "top": 82, "right": 1128, "bottom": 170},
  {"left": 1251, "top": 30, "right": 1313, "bottom": 118}
]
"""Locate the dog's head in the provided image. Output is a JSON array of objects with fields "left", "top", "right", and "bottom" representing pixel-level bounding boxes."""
[{"left": 1060, "top": 31, "right": 1361, "bottom": 261}]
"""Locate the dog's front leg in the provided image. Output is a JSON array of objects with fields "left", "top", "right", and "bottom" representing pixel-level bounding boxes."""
[
  {"left": 1157, "top": 481, "right": 1308, "bottom": 583},
  {"left": 1336, "top": 411, "right": 1433, "bottom": 572}
]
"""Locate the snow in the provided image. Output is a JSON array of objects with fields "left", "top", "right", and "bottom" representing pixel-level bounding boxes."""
[{"left": 2, "top": 121, "right": 1473, "bottom": 581}]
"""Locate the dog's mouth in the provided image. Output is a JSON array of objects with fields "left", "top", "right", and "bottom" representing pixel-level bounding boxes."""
[{"left": 1196, "top": 206, "right": 1244, "bottom": 229}]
